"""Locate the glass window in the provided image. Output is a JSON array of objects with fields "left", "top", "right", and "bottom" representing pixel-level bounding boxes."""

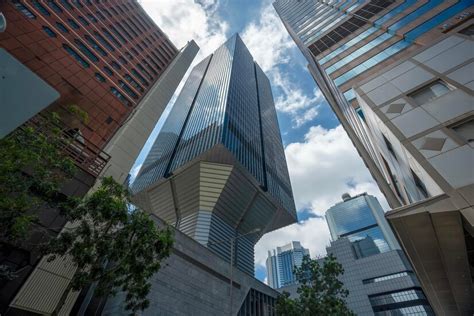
[
  {"left": 87, "top": 13, "right": 97, "bottom": 23},
  {"left": 110, "top": 87, "right": 130, "bottom": 106},
  {"left": 363, "top": 271, "right": 413, "bottom": 284},
  {"left": 409, "top": 80, "right": 451, "bottom": 105},
  {"left": 132, "top": 69, "right": 149, "bottom": 86},
  {"left": 450, "top": 117, "right": 474, "bottom": 144},
  {"left": 95, "top": 73, "right": 105, "bottom": 82},
  {"left": 56, "top": 22, "right": 69, "bottom": 33},
  {"left": 63, "top": 44, "right": 90, "bottom": 68},
  {"left": 411, "top": 169, "right": 429, "bottom": 199},
  {"left": 42, "top": 26, "right": 57, "bottom": 37},
  {"left": 124, "top": 74, "right": 143, "bottom": 92},
  {"left": 67, "top": 18, "right": 79, "bottom": 29},
  {"left": 72, "top": 0, "right": 83, "bottom": 8},
  {"left": 118, "top": 56, "right": 128, "bottom": 65},
  {"left": 110, "top": 25, "right": 126, "bottom": 44},
  {"left": 78, "top": 16, "right": 89, "bottom": 26},
  {"left": 111, "top": 61, "right": 121, "bottom": 71},
  {"left": 459, "top": 24, "right": 474, "bottom": 37},
  {"left": 59, "top": 0, "right": 74, "bottom": 10},
  {"left": 383, "top": 134, "right": 397, "bottom": 161},
  {"left": 95, "top": 10, "right": 106, "bottom": 20},
  {"left": 33, "top": 1, "right": 51, "bottom": 16},
  {"left": 101, "top": 28, "right": 121, "bottom": 47},
  {"left": 119, "top": 80, "right": 138, "bottom": 99},
  {"left": 103, "top": 66, "right": 113, "bottom": 76},
  {"left": 93, "top": 32, "right": 115, "bottom": 52},
  {"left": 84, "top": 35, "right": 107, "bottom": 57},
  {"left": 13, "top": 2, "right": 37, "bottom": 19},
  {"left": 47, "top": 1, "right": 63, "bottom": 13},
  {"left": 74, "top": 39, "right": 99, "bottom": 62}
]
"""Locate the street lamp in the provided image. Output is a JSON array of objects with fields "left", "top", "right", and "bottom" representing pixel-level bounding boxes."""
[{"left": 208, "top": 227, "right": 261, "bottom": 315}]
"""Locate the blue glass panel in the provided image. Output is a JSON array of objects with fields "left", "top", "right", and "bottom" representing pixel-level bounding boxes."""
[{"left": 388, "top": 0, "right": 443, "bottom": 33}]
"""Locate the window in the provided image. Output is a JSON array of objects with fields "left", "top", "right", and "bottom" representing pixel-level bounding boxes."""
[
  {"left": 56, "top": 22, "right": 69, "bottom": 33},
  {"left": 110, "top": 87, "right": 130, "bottom": 106},
  {"left": 450, "top": 117, "right": 474, "bottom": 144},
  {"left": 74, "top": 39, "right": 98, "bottom": 62},
  {"left": 95, "top": 73, "right": 106, "bottom": 82},
  {"left": 67, "top": 18, "right": 79, "bottom": 29},
  {"left": 59, "top": 0, "right": 73, "bottom": 10},
  {"left": 111, "top": 61, "right": 121, "bottom": 71},
  {"left": 13, "top": 2, "right": 37, "bottom": 19},
  {"left": 363, "top": 271, "right": 413, "bottom": 284},
  {"left": 125, "top": 52, "right": 134, "bottom": 60},
  {"left": 78, "top": 16, "right": 89, "bottom": 26},
  {"left": 93, "top": 32, "right": 115, "bottom": 52},
  {"left": 47, "top": 1, "right": 63, "bottom": 13},
  {"left": 103, "top": 66, "right": 113, "bottom": 76},
  {"left": 459, "top": 24, "right": 474, "bottom": 36},
  {"left": 110, "top": 25, "right": 126, "bottom": 44},
  {"left": 84, "top": 35, "right": 107, "bottom": 57},
  {"left": 63, "top": 44, "right": 89, "bottom": 68},
  {"left": 411, "top": 169, "right": 429, "bottom": 199},
  {"left": 409, "top": 80, "right": 451, "bottom": 105},
  {"left": 87, "top": 13, "right": 97, "bottom": 23},
  {"left": 95, "top": 11, "right": 106, "bottom": 20},
  {"left": 118, "top": 56, "right": 128, "bottom": 65},
  {"left": 72, "top": 0, "right": 83, "bottom": 8},
  {"left": 42, "top": 26, "right": 57, "bottom": 37},
  {"left": 101, "top": 28, "right": 121, "bottom": 47},
  {"left": 132, "top": 69, "right": 149, "bottom": 86},
  {"left": 124, "top": 74, "right": 143, "bottom": 92},
  {"left": 33, "top": 1, "right": 51, "bottom": 16},
  {"left": 383, "top": 134, "right": 397, "bottom": 161},
  {"left": 119, "top": 80, "right": 138, "bottom": 99},
  {"left": 131, "top": 48, "right": 139, "bottom": 56}
]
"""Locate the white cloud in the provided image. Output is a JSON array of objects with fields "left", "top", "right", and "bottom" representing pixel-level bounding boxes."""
[
  {"left": 255, "top": 217, "right": 331, "bottom": 268},
  {"left": 285, "top": 125, "right": 388, "bottom": 216},
  {"left": 241, "top": 1, "right": 294, "bottom": 73},
  {"left": 254, "top": 124, "right": 387, "bottom": 277},
  {"left": 141, "top": 0, "right": 228, "bottom": 59}
]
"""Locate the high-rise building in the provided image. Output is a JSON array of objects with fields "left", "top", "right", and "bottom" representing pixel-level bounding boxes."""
[
  {"left": 132, "top": 34, "right": 297, "bottom": 275},
  {"left": 326, "top": 193, "right": 400, "bottom": 257},
  {"left": 274, "top": 1, "right": 474, "bottom": 313},
  {"left": 0, "top": 1, "right": 198, "bottom": 314},
  {"left": 324, "top": 193, "right": 433, "bottom": 315},
  {"left": 266, "top": 241, "right": 310, "bottom": 289}
]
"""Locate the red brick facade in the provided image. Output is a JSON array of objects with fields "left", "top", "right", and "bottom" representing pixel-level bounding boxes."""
[{"left": 0, "top": 0, "right": 178, "bottom": 148}]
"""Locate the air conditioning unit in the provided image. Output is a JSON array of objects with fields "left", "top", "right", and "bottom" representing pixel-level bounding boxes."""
[{"left": 0, "top": 13, "right": 6, "bottom": 33}]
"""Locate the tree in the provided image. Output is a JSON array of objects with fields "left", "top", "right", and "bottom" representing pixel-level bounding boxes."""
[
  {"left": 276, "top": 254, "right": 355, "bottom": 316},
  {"left": 45, "top": 177, "right": 174, "bottom": 315},
  {"left": 0, "top": 113, "right": 77, "bottom": 279}
]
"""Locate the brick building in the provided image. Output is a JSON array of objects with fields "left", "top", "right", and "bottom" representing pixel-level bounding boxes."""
[{"left": 0, "top": 1, "right": 198, "bottom": 314}]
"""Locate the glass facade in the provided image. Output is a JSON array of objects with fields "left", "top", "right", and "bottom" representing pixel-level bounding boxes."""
[
  {"left": 325, "top": 193, "right": 395, "bottom": 258},
  {"left": 132, "top": 34, "right": 295, "bottom": 216},
  {"left": 266, "top": 241, "right": 309, "bottom": 289},
  {"left": 369, "top": 288, "right": 434, "bottom": 315}
]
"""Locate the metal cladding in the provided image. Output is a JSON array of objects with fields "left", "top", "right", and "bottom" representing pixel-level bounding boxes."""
[{"left": 132, "top": 34, "right": 297, "bottom": 274}]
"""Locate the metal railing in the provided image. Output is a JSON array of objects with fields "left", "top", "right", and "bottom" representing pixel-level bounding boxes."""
[{"left": 22, "top": 113, "right": 110, "bottom": 178}]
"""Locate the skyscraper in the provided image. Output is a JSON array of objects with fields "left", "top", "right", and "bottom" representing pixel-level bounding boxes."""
[
  {"left": 0, "top": 1, "right": 197, "bottom": 314},
  {"left": 326, "top": 193, "right": 399, "bottom": 257},
  {"left": 274, "top": 1, "right": 474, "bottom": 313},
  {"left": 324, "top": 193, "right": 433, "bottom": 315},
  {"left": 132, "top": 34, "right": 297, "bottom": 275},
  {"left": 266, "top": 241, "right": 310, "bottom": 289}
]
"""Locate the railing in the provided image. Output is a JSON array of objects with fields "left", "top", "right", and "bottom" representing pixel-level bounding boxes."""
[{"left": 21, "top": 114, "right": 110, "bottom": 178}]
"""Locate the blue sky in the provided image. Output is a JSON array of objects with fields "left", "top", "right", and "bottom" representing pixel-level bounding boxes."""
[{"left": 138, "top": 0, "right": 386, "bottom": 283}]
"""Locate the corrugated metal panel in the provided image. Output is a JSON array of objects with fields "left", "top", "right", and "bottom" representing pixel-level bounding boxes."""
[
  {"left": 199, "top": 162, "right": 232, "bottom": 211},
  {"left": 148, "top": 181, "right": 176, "bottom": 224},
  {"left": 10, "top": 256, "right": 76, "bottom": 314}
]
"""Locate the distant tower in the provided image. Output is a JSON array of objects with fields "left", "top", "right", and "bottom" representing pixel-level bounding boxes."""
[
  {"left": 266, "top": 241, "right": 310, "bottom": 289},
  {"left": 325, "top": 193, "right": 399, "bottom": 257},
  {"left": 132, "top": 34, "right": 297, "bottom": 275}
]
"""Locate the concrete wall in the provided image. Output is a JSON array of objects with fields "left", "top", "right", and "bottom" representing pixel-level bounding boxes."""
[{"left": 102, "top": 217, "right": 278, "bottom": 316}]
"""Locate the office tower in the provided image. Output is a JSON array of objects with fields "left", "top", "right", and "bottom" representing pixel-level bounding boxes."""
[
  {"left": 324, "top": 193, "right": 433, "bottom": 315},
  {"left": 266, "top": 241, "right": 310, "bottom": 289},
  {"left": 274, "top": 1, "right": 474, "bottom": 313},
  {"left": 0, "top": 1, "right": 197, "bottom": 314},
  {"left": 132, "top": 34, "right": 297, "bottom": 275},
  {"left": 326, "top": 193, "right": 399, "bottom": 257}
]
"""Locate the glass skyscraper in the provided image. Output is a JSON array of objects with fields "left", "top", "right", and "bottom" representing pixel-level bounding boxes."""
[
  {"left": 266, "top": 241, "right": 310, "bottom": 289},
  {"left": 274, "top": 1, "right": 474, "bottom": 313},
  {"left": 325, "top": 193, "right": 399, "bottom": 258},
  {"left": 132, "top": 34, "right": 297, "bottom": 275}
]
